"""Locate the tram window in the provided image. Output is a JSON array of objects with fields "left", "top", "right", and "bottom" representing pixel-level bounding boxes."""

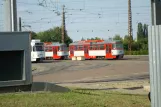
[
  {"left": 96, "top": 45, "right": 100, "bottom": 50},
  {"left": 63, "top": 45, "right": 66, "bottom": 51},
  {"left": 49, "top": 47, "right": 52, "bottom": 51},
  {"left": 62, "top": 46, "right": 64, "bottom": 51},
  {"left": 70, "top": 46, "right": 72, "bottom": 50},
  {"left": 89, "top": 46, "right": 92, "bottom": 50},
  {"left": 84, "top": 46, "right": 88, "bottom": 49},
  {"left": 33, "top": 46, "right": 44, "bottom": 51},
  {"left": 94, "top": 45, "right": 98, "bottom": 50},
  {"left": 63, "top": 45, "right": 68, "bottom": 51},
  {"left": 44, "top": 47, "right": 48, "bottom": 51},
  {"left": 65, "top": 47, "right": 68, "bottom": 51},
  {"left": 113, "top": 44, "right": 123, "bottom": 49},
  {"left": 90, "top": 46, "right": 94, "bottom": 50},
  {"left": 89, "top": 46, "right": 95, "bottom": 50},
  {"left": 89, "top": 45, "right": 97, "bottom": 50},
  {"left": 106, "top": 45, "right": 109, "bottom": 53},
  {"left": 78, "top": 45, "right": 83, "bottom": 50},
  {"left": 74, "top": 46, "right": 77, "bottom": 50},
  {"left": 93, "top": 45, "right": 97, "bottom": 50},
  {"left": 100, "top": 45, "right": 104, "bottom": 50},
  {"left": 62, "top": 46, "right": 65, "bottom": 51},
  {"left": 59, "top": 46, "right": 62, "bottom": 51},
  {"left": 106, "top": 45, "right": 109, "bottom": 50}
]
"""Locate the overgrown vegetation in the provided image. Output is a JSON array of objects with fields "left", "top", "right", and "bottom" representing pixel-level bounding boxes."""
[
  {"left": 116, "top": 23, "right": 148, "bottom": 55},
  {"left": 31, "top": 27, "right": 73, "bottom": 46},
  {"left": 0, "top": 90, "right": 150, "bottom": 107}
]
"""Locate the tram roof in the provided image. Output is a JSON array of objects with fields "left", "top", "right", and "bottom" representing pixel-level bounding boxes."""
[
  {"left": 69, "top": 40, "right": 122, "bottom": 46},
  {"left": 44, "top": 42, "right": 66, "bottom": 46}
]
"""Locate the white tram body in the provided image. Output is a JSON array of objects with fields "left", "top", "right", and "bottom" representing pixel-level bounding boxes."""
[{"left": 31, "top": 39, "right": 45, "bottom": 62}]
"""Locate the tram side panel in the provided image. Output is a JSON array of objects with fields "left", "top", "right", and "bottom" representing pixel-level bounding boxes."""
[
  {"left": 69, "top": 40, "right": 124, "bottom": 60},
  {"left": 44, "top": 45, "right": 53, "bottom": 59},
  {"left": 74, "top": 51, "right": 84, "bottom": 57},
  {"left": 111, "top": 42, "right": 124, "bottom": 59},
  {"left": 53, "top": 44, "right": 69, "bottom": 60},
  {"left": 45, "top": 51, "right": 53, "bottom": 58}
]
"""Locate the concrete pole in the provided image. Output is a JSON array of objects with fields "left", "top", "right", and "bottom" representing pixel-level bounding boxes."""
[
  {"left": 3, "top": 0, "right": 17, "bottom": 32},
  {"left": 11, "top": 0, "right": 17, "bottom": 31},
  {"left": 149, "top": 0, "right": 161, "bottom": 107},
  {"left": 151, "top": 0, "right": 161, "bottom": 25},
  {"left": 4, "top": 0, "right": 11, "bottom": 31},
  {"left": 19, "top": 17, "right": 22, "bottom": 32},
  {"left": 61, "top": 5, "right": 65, "bottom": 43}
]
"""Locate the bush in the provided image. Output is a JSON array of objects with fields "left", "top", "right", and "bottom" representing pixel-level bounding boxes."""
[{"left": 124, "top": 50, "right": 148, "bottom": 55}]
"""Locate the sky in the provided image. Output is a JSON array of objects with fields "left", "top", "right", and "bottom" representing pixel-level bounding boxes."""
[{"left": 0, "top": 0, "right": 151, "bottom": 41}]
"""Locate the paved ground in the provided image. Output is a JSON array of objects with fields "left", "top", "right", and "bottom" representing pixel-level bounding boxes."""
[
  {"left": 32, "top": 55, "right": 150, "bottom": 94},
  {"left": 33, "top": 55, "right": 149, "bottom": 83}
]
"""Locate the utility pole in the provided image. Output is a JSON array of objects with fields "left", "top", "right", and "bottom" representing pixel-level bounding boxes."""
[
  {"left": 61, "top": 5, "right": 65, "bottom": 43},
  {"left": 148, "top": 1, "right": 161, "bottom": 107},
  {"left": 151, "top": 0, "right": 161, "bottom": 25},
  {"left": 128, "top": 0, "right": 133, "bottom": 54},
  {"left": 3, "top": 0, "right": 17, "bottom": 32},
  {"left": 19, "top": 17, "right": 22, "bottom": 31}
]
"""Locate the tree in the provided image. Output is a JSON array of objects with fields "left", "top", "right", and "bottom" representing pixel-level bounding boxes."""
[
  {"left": 123, "top": 35, "right": 130, "bottom": 50},
  {"left": 113, "top": 34, "right": 123, "bottom": 41},
  {"left": 64, "top": 29, "right": 73, "bottom": 46},
  {"left": 137, "top": 38, "right": 148, "bottom": 50},
  {"left": 30, "top": 32, "right": 38, "bottom": 39},
  {"left": 137, "top": 23, "right": 144, "bottom": 41},
  {"left": 95, "top": 37, "right": 101, "bottom": 40},
  {"left": 131, "top": 41, "right": 140, "bottom": 51},
  {"left": 137, "top": 23, "right": 148, "bottom": 41},
  {"left": 87, "top": 37, "right": 101, "bottom": 40},
  {"left": 136, "top": 22, "right": 149, "bottom": 51},
  {"left": 36, "top": 27, "right": 73, "bottom": 46},
  {"left": 81, "top": 37, "right": 85, "bottom": 41},
  {"left": 143, "top": 24, "right": 148, "bottom": 38},
  {"left": 123, "top": 35, "right": 131, "bottom": 43}
]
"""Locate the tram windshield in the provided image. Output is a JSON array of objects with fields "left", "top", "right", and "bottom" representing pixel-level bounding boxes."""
[
  {"left": 59, "top": 45, "right": 68, "bottom": 51},
  {"left": 33, "top": 45, "right": 44, "bottom": 51},
  {"left": 113, "top": 43, "right": 123, "bottom": 49}
]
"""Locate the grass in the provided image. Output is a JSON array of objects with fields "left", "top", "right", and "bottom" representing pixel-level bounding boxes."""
[
  {"left": 0, "top": 89, "right": 150, "bottom": 107},
  {"left": 32, "top": 67, "right": 37, "bottom": 71}
]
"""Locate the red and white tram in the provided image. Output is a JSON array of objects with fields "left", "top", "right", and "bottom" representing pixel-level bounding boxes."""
[
  {"left": 44, "top": 42, "right": 69, "bottom": 60},
  {"left": 69, "top": 40, "right": 124, "bottom": 60}
]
